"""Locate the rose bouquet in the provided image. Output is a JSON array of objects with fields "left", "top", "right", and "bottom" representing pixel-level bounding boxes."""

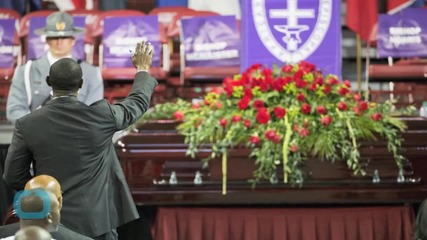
[{"left": 138, "top": 61, "right": 407, "bottom": 194}]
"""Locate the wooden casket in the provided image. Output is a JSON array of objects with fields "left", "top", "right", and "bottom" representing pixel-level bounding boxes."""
[{"left": 115, "top": 117, "right": 427, "bottom": 205}]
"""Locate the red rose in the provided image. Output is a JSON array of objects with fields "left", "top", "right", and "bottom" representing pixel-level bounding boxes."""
[
  {"left": 244, "top": 119, "right": 251, "bottom": 128},
  {"left": 301, "top": 103, "right": 311, "bottom": 114},
  {"left": 243, "top": 88, "right": 253, "bottom": 98},
  {"left": 262, "top": 68, "right": 272, "bottom": 76},
  {"left": 294, "top": 70, "right": 304, "bottom": 80},
  {"left": 256, "top": 108, "right": 270, "bottom": 124},
  {"left": 249, "top": 63, "right": 263, "bottom": 71},
  {"left": 265, "top": 129, "right": 276, "bottom": 140},
  {"left": 337, "top": 101, "right": 347, "bottom": 111},
  {"left": 238, "top": 97, "right": 250, "bottom": 110},
  {"left": 354, "top": 93, "right": 361, "bottom": 101},
  {"left": 308, "top": 83, "right": 317, "bottom": 91},
  {"left": 299, "top": 61, "right": 315, "bottom": 72},
  {"left": 295, "top": 79, "right": 307, "bottom": 88},
  {"left": 259, "top": 81, "right": 269, "bottom": 92},
  {"left": 338, "top": 87, "right": 349, "bottom": 96},
  {"left": 371, "top": 112, "right": 382, "bottom": 121},
  {"left": 323, "top": 85, "right": 331, "bottom": 94},
  {"left": 327, "top": 77, "right": 338, "bottom": 85},
  {"left": 358, "top": 101, "right": 368, "bottom": 111},
  {"left": 343, "top": 80, "right": 351, "bottom": 88},
  {"left": 253, "top": 99, "right": 265, "bottom": 109},
  {"left": 232, "top": 115, "right": 242, "bottom": 123},
  {"left": 273, "top": 134, "right": 281, "bottom": 143},
  {"left": 297, "top": 93, "right": 305, "bottom": 102},
  {"left": 299, "top": 128, "right": 309, "bottom": 137},
  {"left": 215, "top": 102, "right": 222, "bottom": 109},
  {"left": 282, "top": 65, "right": 293, "bottom": 73},
  {"left": 273, "top": 106, "right": 286, "bottom": 118},
  {"left": 353, "top": 106, "right": 362, "bottom": 116},
  {"left": 314, "top": 77, "right": 324, "bottom": 85},
  {"left": 173, "top": 111, "right": 184, "bottom": 121},
  {"left": 321, "top": 115, "right": 333, "bottom": 126},
  {"left": 250, "top": 135, "right": 260, "bottom": 145},
  {"left": 316, "top": 105, "right": 327, "bottom": 115},
  {"left": 272, "top": 78, "right": 286, "bottom": 92},
  {"left": 290, "top": 144, "right": 299, "bottom": 152},
  {"left": 219, "top": 118, "right": 227, "bottom": 127},
  {"left": 192, "top": 102, "right": 200, "bottom": 109}
]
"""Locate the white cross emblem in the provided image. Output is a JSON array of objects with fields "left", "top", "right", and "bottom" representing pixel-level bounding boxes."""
[{"left": 269, "top": 0, "right": 314, "bottom": 51}]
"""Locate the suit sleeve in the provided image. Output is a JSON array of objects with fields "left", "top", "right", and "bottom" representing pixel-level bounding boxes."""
[
  {"left": 109, "top": 71, "right": 158, "bottom": 130},
  {"left": 83, "top": 65, "right": 104, "bottom": 105},
  {"left": 3, "top": 120, "right": 33, "bottom": 190},
  {"left": 6, "top": 65, "right": 31, "bottom": 123}
]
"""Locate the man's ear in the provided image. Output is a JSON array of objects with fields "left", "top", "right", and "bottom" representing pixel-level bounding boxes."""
[
  {"left": 79, "top": 79, "right": 83, "bottom": 89},
  {"left": 46, "top": 76, "right": 51, "bottom": 87},
  {"left": 46, "top": 212, "right": 53, "bottom": 224},
  {"left": 58, "top": 196, "right": 63, "bottom": 210}
]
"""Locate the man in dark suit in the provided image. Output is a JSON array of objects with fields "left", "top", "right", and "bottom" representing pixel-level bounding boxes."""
[
  {"left": 4, "top": 41, "right": 157, "bottom": 240},
  {"left": 0, "top": 175, "right": 92, "bottom": 239}
]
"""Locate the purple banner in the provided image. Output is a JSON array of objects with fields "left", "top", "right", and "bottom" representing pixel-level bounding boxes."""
[
  {"left": 180, "top": 15, "right": 240, "bottom": 67},
  {"left": 28, "top": 16, "right": 86, "bottom": 60},
  {"left": 377, "top": 8, "right": 427, "bottom": 58},
  {"left": 102, "top": 16, "right": 161, "bottom": 68},
  {"left": 240, "top": 0, "right": 341, "bottom": 76},
  {"left": 0, "top": 19, "right": 15, "bottom": 67}
]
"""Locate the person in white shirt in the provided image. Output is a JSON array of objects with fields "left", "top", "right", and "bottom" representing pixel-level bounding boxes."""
[
  {"left": 6, "top": 11, "right": 103, "bottom": 123},
  {"left": 14, "top": 226, "right": 52, "bottom": 240}
]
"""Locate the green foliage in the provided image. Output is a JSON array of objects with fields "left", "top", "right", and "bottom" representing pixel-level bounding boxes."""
[{"left": 135, "top": 62, "right": 410, "bottom": 187}]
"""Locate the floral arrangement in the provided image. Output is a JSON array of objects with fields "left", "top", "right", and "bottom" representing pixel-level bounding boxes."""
[{"left": 138, "top": 61, "right": 407, "bottom": 194}]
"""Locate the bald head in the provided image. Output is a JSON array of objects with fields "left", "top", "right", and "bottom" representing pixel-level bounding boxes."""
[
  {"left": 46, "top": 58, "right": 83, "bottom": 92},
  {"left": 25, "top": 175, "right": 62, "bottom": 209},
  {"left": 25, "top": 175, "right": 61, "bottom": 199},
  {"left": 15, "top": 226, "right": 52, "bottom": 240},
  {"left": 18, "top": 189, "right": 61, "bottom": 232}
]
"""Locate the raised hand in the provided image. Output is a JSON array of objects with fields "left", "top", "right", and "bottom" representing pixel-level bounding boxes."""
[{"left": 131, "top": 41, "right": 154, "bottom": 72}]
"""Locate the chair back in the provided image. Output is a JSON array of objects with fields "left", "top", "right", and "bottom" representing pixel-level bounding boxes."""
[
  {"left": 3, "top": 204, "right": 19, "bottom": 225},
  {"left": 166, "top": 10, "right": 219, "bottom": 38}
]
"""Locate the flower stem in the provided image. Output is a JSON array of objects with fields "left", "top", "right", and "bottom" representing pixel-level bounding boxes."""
[
  {"left": 282, "top": 115, "right": 292, "bottom": 183},
  {"left": 222, "top": 149, "right": 227, "bottom": 195}
]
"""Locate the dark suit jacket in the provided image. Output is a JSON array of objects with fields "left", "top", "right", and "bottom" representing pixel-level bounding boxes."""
[
  {"left": 0, "top": 223, "right": 93, "bottom": 240},
  {"left": 4, "top": 72, "right": 158, "bottom": 237}
]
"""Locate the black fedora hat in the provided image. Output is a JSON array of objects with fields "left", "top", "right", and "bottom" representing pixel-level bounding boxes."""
[{"left": 34, "top": 12, "right": 85, "bottom": 37}]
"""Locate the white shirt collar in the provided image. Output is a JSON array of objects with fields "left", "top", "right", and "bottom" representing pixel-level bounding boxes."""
[{"left": 47, "top": 52, "right": 73, "bottom": 66}]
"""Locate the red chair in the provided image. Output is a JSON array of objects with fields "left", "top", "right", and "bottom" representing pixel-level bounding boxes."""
[
  {"left": 166, "top": 10, "right": 219, "bottom": 38},
  {"left": 177, "top": 15, "right": 240, "bottom": 100},
  {"left": 66, "top": 9, "right": 103, "bottom": 64},
  {"left": 149, "top": 6, "right": 197, "bottom": 44},
  {"left": 2, "top": 204, "right": 19, "bottom": 225},
  {"left": 89, "top": 10, "right": 145, "bottom": 67},
  {"left": 366, "top": 22, "right": 427, "bottom": 107},
  {"left": 164, "top": 10, "right": 219, "bottom": 74},
  {"left": 0, "top": 8, "right": 22, "bottom": 116},
  {"left": 92, "top": 10, "right": 169, "bottom": 103}
]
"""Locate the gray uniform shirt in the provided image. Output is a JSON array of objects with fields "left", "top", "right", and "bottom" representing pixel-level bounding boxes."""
[{"left": 6, "top": 54, "right": 104, "bottom": 123}]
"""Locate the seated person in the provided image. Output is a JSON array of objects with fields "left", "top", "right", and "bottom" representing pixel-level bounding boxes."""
[
  {"left": 415, "top": 199, "right": 427, "bottom": 240},
  {"left": 0, "top": 176, "right": 92, "bottom": 240},
  {"left": 25, "top": 175, "right": 63, "bottom": 209},
  {"left": 14, "top": 226, "right": 52, "bottom": 240}
]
